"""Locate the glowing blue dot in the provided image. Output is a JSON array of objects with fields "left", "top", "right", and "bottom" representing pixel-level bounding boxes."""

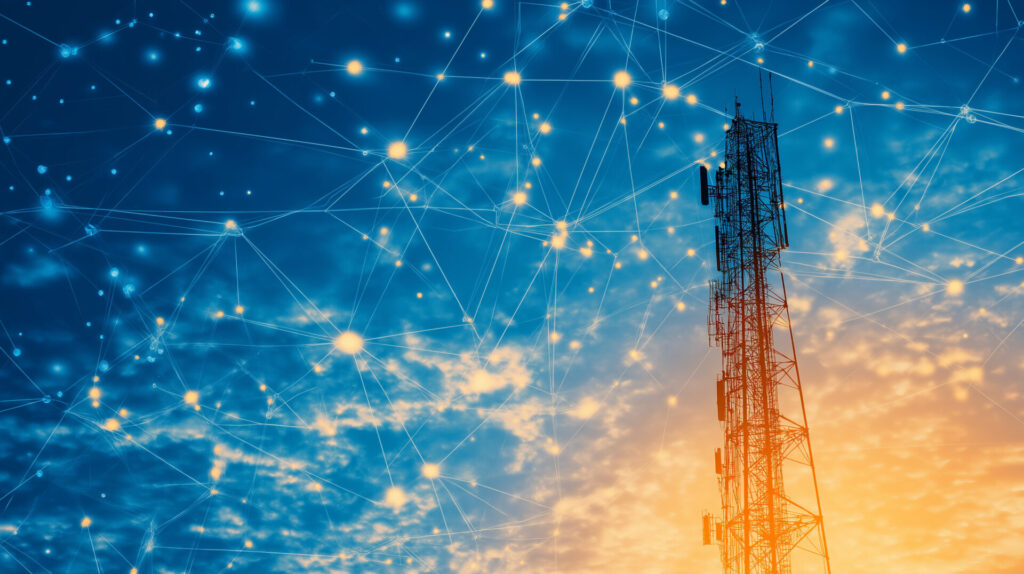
[
  {"left": 84, "top": 224, "right": 98, "bottom": 236},
  {"left": 194, "top": 103, "right": 204, "bottom": 113},
  {"left": 65, "top": 174, "right": 71, "bottom": 181},
  {"left": 40, "top": 196, "right": 53, "bottom": 209},
  {"left": 98, "top": 289, "right": 104, "bottom": 296},
  {"left": 35, "top": 469, "right": 43, "bottom": 477},
  {"left": 122, "top": 283, "right": 136, "bottom": 297},
  {"left": 247, "top": 1, "right": 262, "bottom": 13},
  {"left": 250, "top": 100, "right": 256, "bottom": 106},
  {"left": 99, "top": 360, "right": 110, "bottom": 372},
  {"left": 36, "top": 165, "right": 47, "bottom": 174},
  {"left": 110, "top": 168, "right": 117, "bottom": 175},
  {"left": 658, "top": 8, "right": 669, "bottom": 20},
  {"left": 2, "top": 137, "right": 9, "bottom": 145},
  {"left": 229, "top": 37, "right": 244, "bottom": 51},
  {"left": 582, "top": 0, "right": 593, "bottom": 6},
  {"left": 56, "top": 391, "right": 63, "bottom": 398},
  {"left": 109, "top": 267, "right": 120, "bottom": 278},
  {"left": 59, "top": 44, "right": 73, "bottom": 58},
  {"left": 12, "top": 348, "right": 22, "bottom": 357},
  {"left": 148, "top": 51, "right": 159, "bottom": 61},
  {"left": 197, "top": 76, "right": 212, "bottom": 89}
]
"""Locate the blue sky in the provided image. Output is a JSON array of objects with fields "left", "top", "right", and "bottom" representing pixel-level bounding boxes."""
[{"left": 1, "top": 1, "right": 1023, "bottom": 572}]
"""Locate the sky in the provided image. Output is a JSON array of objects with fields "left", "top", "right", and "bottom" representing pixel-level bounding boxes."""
[{"left": 1, "top": 0, "right": 1023, "bottom": 573}]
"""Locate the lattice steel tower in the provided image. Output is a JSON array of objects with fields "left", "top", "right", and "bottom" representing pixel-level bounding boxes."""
[{"left": 698, "top": 100, "right": 832, "bottom": 574}]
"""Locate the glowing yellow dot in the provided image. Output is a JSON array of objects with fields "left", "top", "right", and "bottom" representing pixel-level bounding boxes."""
[
  {"left": 409, "top": 193, "right": 418, "bottom": 201},
  {"left": 922, "top": 223, "right": 931, "bottom": 232},
  {"left": 823, "top": 137, "right": 834, "bottom": 149},
  {"left": 896, "top": 101, "right": 905, "bottom": 111},
  {"left": 629, "top": 96, "right": 639, "bottom": 105},
  {"left": 946, "top": 280, "right": 964, "bottom": 296},
  {"left": 215, "top": 310, "right": 225, "bottom": 319},
  {"left": 549, "top": 331, "right": 562, "bottom": 343},
  {"left": 685, "top": 93, "right": 698, "bottom": 105},
  {"left": 436, "top": 73, "right": 445, "bottom": 81},
  {"left": 503, "top": 71, "right": 521, "bottom": 85},
  {"left": 513, "top": 191, "right": 527, "bottom": 205},
  {"left": 662, "top": 84, "right": 680, "bottom": 100},
  {"left": 422, "top": 463, "right": 441, "bottom": 479},
  {"left": 835, "top": 105, "right": 844, "bottom": 115},
  {"left": 881, "top": 90, "right": 891, "bottom": 100},
  {"left": 676, "top": 301, "right": 686, "bottom": 311},
  {"left": 482, "top": 0, "right": 494, "bottom": 9},
  {"left": 387, "top": 141, "right": 407, "bottom": 160},
  {"left": 334, "top": 331, "right": 364, "bottom": 354},
  {"left": 89, "top": 387, "right": 101, "bottom": 400},
  {"left": 613, "top": 70, "right": 631, "bottom": 88},
  {"left": 870, "top": 203, "right": 886, "bottom": 218},
  {"left": 807, "top": 60, "right": 814, "bottom": 67},
  {"left": 103, "top": 418, "right": 120, "bottom": 432},
  {"left": 384, "top": 486, "right": 409, "bottom": 509},
  {"left": 154, "top": 118, "right": 167, "bottom": 130},
  {"left": 244, "top": 540, "right": 253, "bottom": 549},
  {"left": 962, "top": 3, "right": 971, "bottom": 12},
  {"left": 579, "top": 246, "right": 593, "bottom": 257},
  {"left": 1016, "top": 256, "right": 1023, "bottom": 264},
  {"left": 80, "top": 517, "right": 92, "bottom": 528},
  {"left": 156, "top": 316, "right": 165, "bottom": 326},
  {"left": 346, "top": 60, "right": 363, "bottom": 75},
  {"left": 531, "top": 157, "right": 542, "bottom": 167},
  {"left": 234, "top": 305, "right": 244, "bottom": 314},
  {"left": 686, "top": 248, "right": 695, "bottom": 256},
  {"left": 416, "top": 292, "right": 423, "bottom": 299},
  {"left": 539, "top": 122, "right": 552, "bottom": 134},
  {"left": 694, "top": 133, "right": 705, "bottom": 143},
  {"left": 896, "top": 43, "right": 907, "bottom": 54},
  {"left": 184, "top": 390, "right": 199, "bottom": 405}
]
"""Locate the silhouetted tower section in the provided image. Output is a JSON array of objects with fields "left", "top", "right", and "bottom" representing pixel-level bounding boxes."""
[{"left": 699, "top": 100, "right": 832, "bottom": 574}]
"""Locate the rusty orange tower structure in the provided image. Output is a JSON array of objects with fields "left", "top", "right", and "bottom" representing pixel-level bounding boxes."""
[{"left": 699, "top": 99, "right": 832, "bottom": 574}]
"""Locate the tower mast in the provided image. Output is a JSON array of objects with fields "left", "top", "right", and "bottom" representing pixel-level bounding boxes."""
[{"left": 699, "top": 100, "right": 832, "bottom": 574}]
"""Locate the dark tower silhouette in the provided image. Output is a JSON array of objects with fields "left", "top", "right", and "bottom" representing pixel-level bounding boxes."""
[{"left": 699, "top": 99, "right": 832, "bottom": 574}]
